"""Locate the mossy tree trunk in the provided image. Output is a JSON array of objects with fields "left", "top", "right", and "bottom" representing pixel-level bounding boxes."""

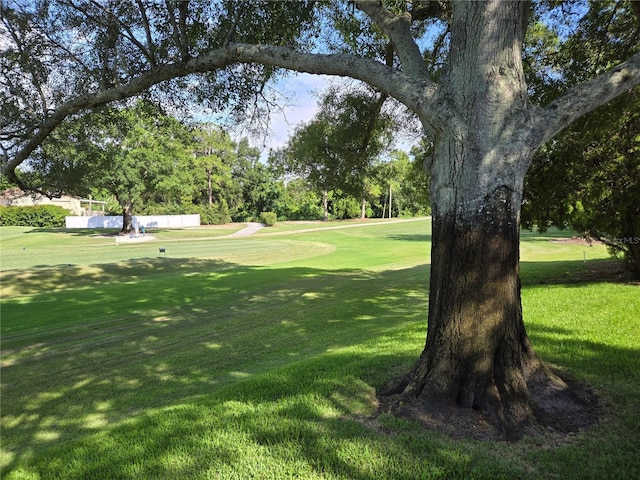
[{"left": 388, "top": 2, "right": 556, "bottom": 438}]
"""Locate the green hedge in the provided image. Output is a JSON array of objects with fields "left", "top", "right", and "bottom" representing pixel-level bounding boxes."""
[{"left": 0, "top": 205, "right": 70, "bottom": 227}]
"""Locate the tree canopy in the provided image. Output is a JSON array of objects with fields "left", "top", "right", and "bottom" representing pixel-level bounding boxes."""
[
  {"left": 3, "top": 1, "right": 636, "bottom": 191},
  {"left": 271, "top": 86, "right": 394, "bottom": 219},
  {"left": 522, "top": 1, "right": 640, "bottom": 276}
]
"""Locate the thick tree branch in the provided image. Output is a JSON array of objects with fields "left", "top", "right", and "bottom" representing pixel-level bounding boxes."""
[
  {"left": 4, "top": 43, "right": 437, "bottom": 189},
  {"left": 355, "top": 0, "right": 431, "bottom": 79},
  {"left": 531, "top": 51, "right": 640, "bottom": 147},
  {"left": 224, "top": 44, "right": 428, "bottom": 98}
]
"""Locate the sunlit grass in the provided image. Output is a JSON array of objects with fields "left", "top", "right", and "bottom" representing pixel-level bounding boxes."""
[
  {"left": 253, "top": 217, "right": 423, "bottom": 235},
  {"left": 1, "top": 219, "right": 638, "bottom": 479}
]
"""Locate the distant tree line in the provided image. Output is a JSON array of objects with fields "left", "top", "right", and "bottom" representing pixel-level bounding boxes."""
[{"left": 3, "top": 99, "right": 430, "bottom": 230}]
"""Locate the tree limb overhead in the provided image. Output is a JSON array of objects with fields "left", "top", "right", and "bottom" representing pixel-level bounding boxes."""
[{"left": 532, "top": 51, "right": 640, "bottom": 147}]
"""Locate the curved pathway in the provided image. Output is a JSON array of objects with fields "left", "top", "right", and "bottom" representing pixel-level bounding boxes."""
[
  {"left": 114, "top": 218, "right": 427, "bottom": 243},
  {"left": 227, "top": 222, "right": 266, "bottom": 237}
]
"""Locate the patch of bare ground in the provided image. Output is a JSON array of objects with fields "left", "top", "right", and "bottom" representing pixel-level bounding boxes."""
[
  {"left": 549, "top": 236, "right": 603, "bottom": 246},
  {"left": 548, "top": 238, "right": 638, "bottom": 282},
  {"left": 548, "top": 257, "right": 637, "bottom": 285},
  {"left": 573, "top": 259, "right": 632, "bottom": 283},
  {"left": 376, "top": 369, "right": 600, "bottom": 443}
]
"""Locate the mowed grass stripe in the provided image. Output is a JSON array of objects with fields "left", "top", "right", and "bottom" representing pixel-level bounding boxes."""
[
  {"left": 2, "top": 221, "right": 431, "bottom": 474},
  {"left": 0, "top": 230, "right": 336, "bottom": 273}
]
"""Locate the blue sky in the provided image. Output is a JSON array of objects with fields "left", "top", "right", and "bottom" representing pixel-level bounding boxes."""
[
  {"left": 228, "top": 72, "right": 418, "bottom": 162},
  {"left": 257, "top": 73, "right": 332, "bottom": 156}
]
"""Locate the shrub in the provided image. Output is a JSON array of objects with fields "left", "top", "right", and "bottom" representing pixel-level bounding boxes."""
[
  {"left": 332, "top": 197, "right": 361, "bottom": 219},
  {"left": 196, "top": 203, "right": 231, "bottom": 225},
  {"left": 259, "top": 211, "right": 277, "bottom": 226},
  {"left": 0, "top": 204, "right": 70, "bottom": 227}
]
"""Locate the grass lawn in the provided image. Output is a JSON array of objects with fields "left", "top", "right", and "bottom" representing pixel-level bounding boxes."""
[{"left": 1, "top": 219, "right": 638, "bottom": 479}]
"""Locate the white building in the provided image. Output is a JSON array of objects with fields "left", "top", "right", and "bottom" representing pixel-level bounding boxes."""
[{"left": 0, "top": 189, "right": 106, "bottom": 216}]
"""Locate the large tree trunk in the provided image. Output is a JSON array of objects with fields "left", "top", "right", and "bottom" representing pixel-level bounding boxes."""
[
  {"left": 121, "top": 201, "right": 133, "bottom": 233},
  {"left": 322, "top": 190, "right": 329, "bottom": 221},
  {"left": 384, "top": 1, "right": 595, "bottom": 440},
  {"left": 385, "top": 129, "right": 591, "bottom": 440},
  {"left": 403, "top": 178, "right": 542, "bottom": 438}
]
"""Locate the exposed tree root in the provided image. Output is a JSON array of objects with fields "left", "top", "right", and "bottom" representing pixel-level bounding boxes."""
[{"left": 377, "top": 365, "right": 600, "bottom": 442}]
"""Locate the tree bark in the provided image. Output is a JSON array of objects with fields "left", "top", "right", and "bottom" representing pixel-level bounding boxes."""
[
  {"left": 385, "top": 125, "right": 581, "bottom": 439},
  {"left": 384, "top": 1, "right": 567, "bottom": 439},
  {"left": 121, "top": 201, "right": 133, "bottom": 233},
  {"left": 322, "top": 190, "right": 328, "bottom": 221},
  {"left": 402, "top": 184, "right": 541, "bottom": 438}
]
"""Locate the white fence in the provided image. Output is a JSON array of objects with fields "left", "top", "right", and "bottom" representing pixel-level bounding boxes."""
[{"left": 65, "top": 214, "right": 200, "bottom": 229}]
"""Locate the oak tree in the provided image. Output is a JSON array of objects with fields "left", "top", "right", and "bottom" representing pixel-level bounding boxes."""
[
  {"left": 273, "top": 87, "right": 392, "bottom": 220},
  {"left": 193, "top": 124, "right": 235, "bottom": 207},
  {"left": 2, "top": 0, "right": 640, "bottom": 439}
]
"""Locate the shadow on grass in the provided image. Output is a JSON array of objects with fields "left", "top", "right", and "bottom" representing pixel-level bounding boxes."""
[
  {"left": 5, "top": 349, "right": 530, "bottom": 479},
  {"left": 385, "top": 234, "right": 432, "bottom": 242},
  {"left": 523, "top": 322, "right": 640, "bottom": 480},
  {"left": 1, "top": 260, "right": 431, "bottom": 477},
  {"left": 0, "top": 257, "right": 238, "bottom": 299},
  {"left": 2, "top": 255, "right": 638, "bottom": 478},
  {"left": 521, "top": 258, "right": 632, "bottom": 286},
  {"left": 26, "top": 227, "right": 121, "bottom": 237},
  {"left": 8, "top": 329, "right": 639, "bottom": 479}
]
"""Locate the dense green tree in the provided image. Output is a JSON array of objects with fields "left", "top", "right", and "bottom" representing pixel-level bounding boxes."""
[
  {"left": 367, "top": 150, "right": 429, "bottom": 219},
  {"left": 274, "top": 121, "right": 332, "bottom": 220},
  {"left": 2, "top": 0, "right": 640, "bottom": 437},
  {"left": 276, "top": 87, "right": 393, "bottom": 220},
  {"left": 270, "top": 175, "right": 324, "bottom": 221},
  {"left": 193, "top": 124, "right": 235, "bottom": 207},
  {"left": 358, "top": 171, "right": 384, "bottom": 219},
  {"left": 0, "top": 173, "right": 15, "bottom": 190},
  {"left": 524, "top": 89, "right": 640, "bottom": 276},
  {"left": 406, "top": 140, "right": 432, "bottom": 214},
  {"left": 523, "top": 1, "right": 640, "bottom": 276},
  {"left": 329, "top": 190, "right": 362, "bottom": 219},
  {"left": 380, "top": 151, "right": 407, "bottom": 218},
  {"left": 34, "top": 101, "right": 195, "bottom": 231},
  {"left": 20, "top": 111, "right": 109, "bottom": 197},
  {"left": 101, "top": 102, "right": 195, "bottom": 231},
  {"left": 6, "top": 101, "right": 197, "bottom": 229}
]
